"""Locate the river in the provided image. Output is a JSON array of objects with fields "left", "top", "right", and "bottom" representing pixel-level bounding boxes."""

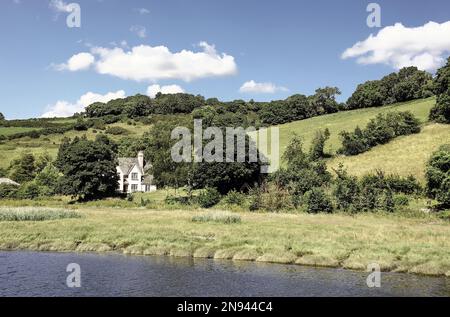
[{"left": 0, "top": 251, "right": 448, "bottom": 297}]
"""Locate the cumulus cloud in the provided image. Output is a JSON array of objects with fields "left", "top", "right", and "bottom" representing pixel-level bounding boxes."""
[
  {"left": 42, "top": 90, "right": 126, "bottom": 118},
  {"left": 54, "top": 52, "right": 95, "bottom": 71},
  {"left": 58, "top": 42, "right": 237, "bottom": 82},
  {"left": 146, "top": 84, "right": 185, "bottom": 98},
  {"left": 239, "top": 80, "right": 289, "bottom": 94},
  {"left": 130, "top": 25, "right": 147, "bottom": 38},
  {"left": 342, "top": 21, "right": 450, "bottom": 72}
]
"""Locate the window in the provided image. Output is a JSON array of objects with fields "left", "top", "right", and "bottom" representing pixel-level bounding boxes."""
[
  {"left": 131, "top": 184, "right": 138, "bottom": 192},
  {"left": 131, "top": 173, "right": 138, "bottom": 180}
]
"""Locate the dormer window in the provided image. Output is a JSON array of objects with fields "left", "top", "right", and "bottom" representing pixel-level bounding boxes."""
[{"left": 131, "top": 173, "right": 139, "bottom": 180}]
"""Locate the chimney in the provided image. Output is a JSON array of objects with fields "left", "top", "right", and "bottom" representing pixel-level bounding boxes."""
[{"left": 138, "top": 151, "right": 144, "bottom": 170}]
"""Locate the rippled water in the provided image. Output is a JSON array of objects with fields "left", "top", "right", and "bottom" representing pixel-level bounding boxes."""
[{"left": 0, "top": 251, "right": 449, "bottom": 297}]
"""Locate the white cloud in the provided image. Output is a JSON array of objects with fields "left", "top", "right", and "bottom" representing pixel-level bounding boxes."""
[
  {"left": 146, "top": 84, "right": 185, "bottom": 98},
  {"left": 239, "top": 80, "right": 289, "bottom": 94},
  {"left": 342, "top": 21, "right": 450, "bottom": 72},
  {"left": 42, "top": 90, "right": 126, "bottom": 118},
  {"left": 68, "top": 41, "right": 237, "bottom": 82},
  {"left": 130, "top": 25, "right": 147, "bottom": 38},
  {"left": 55, "top": 52, "right": 95, "bottom": 71},
  {"left": 136, "top": 8, "right": 150, "bottom": 15},
  {"left": 49, "top": 0, "right": 71, "bottom": 13}
]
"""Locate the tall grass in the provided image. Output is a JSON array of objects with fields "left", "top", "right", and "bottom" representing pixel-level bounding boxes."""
[
  {"left": 192, "top": 211, "right": 241, "bottom": 224},
  {"left": 0, "top": 207, "right": 81, "bottom": 221}
]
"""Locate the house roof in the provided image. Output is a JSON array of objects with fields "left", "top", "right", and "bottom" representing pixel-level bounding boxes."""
[
  {"left": 118, "top": 158, "right": 142, "bottom": 175},
  {"left": 0, "top": 178, "right": 20, "bottom": 186},
  {"left": 117, "top": 158, "right": 152, "bottom": 175}
]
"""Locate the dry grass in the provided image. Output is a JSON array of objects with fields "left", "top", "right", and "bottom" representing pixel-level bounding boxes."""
[
  {"left": 328, "top": 124, "right": 450, "bottom": 182},
  {"left": 0, "top": 206, "right": 448, "bottom": 276}
]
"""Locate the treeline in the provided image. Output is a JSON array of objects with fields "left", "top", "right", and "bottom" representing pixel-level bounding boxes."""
[
  {"left": 338, "top": 111, "right": 421, "bottom": 156},
  {"left": 345, "top": 67, "right": 433, "bottom": 110},
  {"left": 430, "top": 57, "right": 450, "bottom": 123}
]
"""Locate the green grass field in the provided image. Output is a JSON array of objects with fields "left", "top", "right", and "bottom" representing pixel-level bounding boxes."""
[
  {"left": 0, "top": 206, "right": 448, "bottom": 276},
  {"left": 0, "top": 127, "right": 42, "bottom": 136},
  {"left": 0, "top": 122, "right": 152, "bottom": 169},
  {"left": 276, "top": 97, "right": 436, "bottom": 155}
]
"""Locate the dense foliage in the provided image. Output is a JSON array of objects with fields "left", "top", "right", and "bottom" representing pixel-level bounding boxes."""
[
  {"left": 339, "top": 111, "right": 421, "bottom": 156},
  {"left": 426, "top": 145, "right": 450, "bottom": 208},
  {"left": 430, "top": 57, "right": 450, "bottom": 123},
  {"left": 55, "top": 135, "right": 119, "bottom": 200},
  {"left": 346, "top": 67, "right": 433, "bottom": 110}
]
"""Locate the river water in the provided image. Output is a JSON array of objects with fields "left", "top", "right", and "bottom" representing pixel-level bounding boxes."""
[{"left": 0, "top": 251, "right": 448, "bottom": 297}]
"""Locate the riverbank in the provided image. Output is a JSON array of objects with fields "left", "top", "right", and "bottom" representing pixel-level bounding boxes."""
[{"left": 0, "top": 207, "right": 449, "bottom": 277}]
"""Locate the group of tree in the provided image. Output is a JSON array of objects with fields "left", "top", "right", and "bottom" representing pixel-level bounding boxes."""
[
  {"left": 430, "top": 57, "right": 450, "bottom": 123},
  {"left": 345, "top": 67, "right": 433, "bottom": 110},
  {"left": 338, "top": 111, "right": 421, "bottom": 156},
  {"left": 0, "top": 152, "right": 60, "bottom": 199},
  {"left": 258, "top": 87, "right": 342, "bottom": 125}
]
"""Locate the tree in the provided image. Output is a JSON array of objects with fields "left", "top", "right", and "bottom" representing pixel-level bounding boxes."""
[
  {"left": 55, "top": 135, "right": 119, "bottom": 200},
  {"left": 430, "top": 57, "right": 450, "bottom": 124},
  {"left": 0, "top": 112, "right": 4, "bottom": 121},
  {"left": 426, "top": 144, "right": 450, "bottom": 207},
  {"left": 9, "top": 153, "right": 36, "bottom": 183},
  {"left": 144, "top": 118, "right": 192, "bottom": 189},
  {"left": 309, "top": 128, "right": 331, "bottom": 160},
  {"left": 310, "top": 87, "right": 341, "bottom": 114}
]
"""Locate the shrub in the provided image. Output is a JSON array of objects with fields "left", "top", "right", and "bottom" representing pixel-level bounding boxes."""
[
  {"left": 0, "top": 207, "right": 81, "bottom": 222},
  {"left": 192, "top": 211, "right": 241, "bottom": 224},
  {"left": 105, "top": 126, "right": 130, "bottom": 135},
  {"left": 426, "top": 144, "right": 450, "bottom": 207},
  {"left": 223, "top": 190, "right": 246, "bottom": 206},
  {"left": 165, "top": 195, "right": 191, "bottom": 205},
  {"left": 306, "top": 187, "right": 333, "bottom": 214},
  {"left": 0, "top": 184, "right": 19, "bottom": 199},
  {"left": 309, "top": 128, "right": 331, "bottom": 160},
  {"left": 196, "top": 187, "right": 222, "bottom": 208},
  {"left": 394, "top": 194, "right": 410, "bottom": 206},
  {"left": 333, "top": 165, "right": 360, "bottom": 211},
  {"left": 16, "top": 182, "right": 40, "bottom": 199},
  {"left": 339, "top": 112, "right": 421, "bottom": 156}
]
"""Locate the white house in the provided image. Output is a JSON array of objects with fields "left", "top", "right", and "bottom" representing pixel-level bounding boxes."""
[{"left": 116, "top": 151, "right": 157, "bottom": 193}]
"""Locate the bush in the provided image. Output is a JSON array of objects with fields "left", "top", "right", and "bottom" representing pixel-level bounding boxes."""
[
  {"left": 0, "top": 184, "right": 19, "bottom": 199},
  {"left": 394, "top": 194, "right": 410, "bottom": 207},
  {"left": 196, "top": 187, "right": 222, "bottom": 208},
  {"left": 223, "top": 190, "right": 246, "bottom": 206},
  {"left": 192, "top": 211, "right": 241, "bottom": 224},
  {"left": 15, "top": 182, "right": 40, "bottom": 199},
  {"left": 426, "top": 144, "right": 450, "bottom": 207},
  {"left": 165, "top": 195, "right": 191, "bottom": 205},
  {"left": 333, "top": 165, "right": 360, "bottom": 211},
  {"left": 105, "top": 126, "right": 130, "bottom": 135},
  {"left": 339, "top": 112, "right": 421, "bottom": 156},
  {"left": 306, "top": 187, "right": 333, "bottom": 213}
]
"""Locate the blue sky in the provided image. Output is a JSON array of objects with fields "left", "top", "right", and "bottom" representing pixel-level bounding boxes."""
[{"left": 1, "top": 0, "right": 450, "bottom": 119}]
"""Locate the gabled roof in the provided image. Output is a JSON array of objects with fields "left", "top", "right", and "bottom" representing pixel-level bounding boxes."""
[
  {"left": 118, "top": 157, "right": 142, "bottom": 175},
  {"left": 0, "top": 178, "right": 20, "bottom": 186}
]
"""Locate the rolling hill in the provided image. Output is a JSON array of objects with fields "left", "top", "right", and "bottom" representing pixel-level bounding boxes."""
[{"left": 1, "top": 97, "right": 449, "bottom": 183}]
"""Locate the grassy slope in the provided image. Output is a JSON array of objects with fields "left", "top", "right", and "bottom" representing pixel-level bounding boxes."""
[
  {"left": 0, "top": 206, "right": 449, "bottom": 276},
  {"left": 0, "top": 122, "right": 151, "bottom": 169},
  {"left": 0, "top": 127, "right": 42, "bottom": 136},
  {"left": 273, "top": 97, "right": 450, "bottom": 181}
]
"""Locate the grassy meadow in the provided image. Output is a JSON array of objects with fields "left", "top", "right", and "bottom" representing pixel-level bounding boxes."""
[
  {"left": 0, "top": 206, "right": 449, "bottom": 276},
  {"left": 0, "top": 121, "right": 152, "bottom": 169}
]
